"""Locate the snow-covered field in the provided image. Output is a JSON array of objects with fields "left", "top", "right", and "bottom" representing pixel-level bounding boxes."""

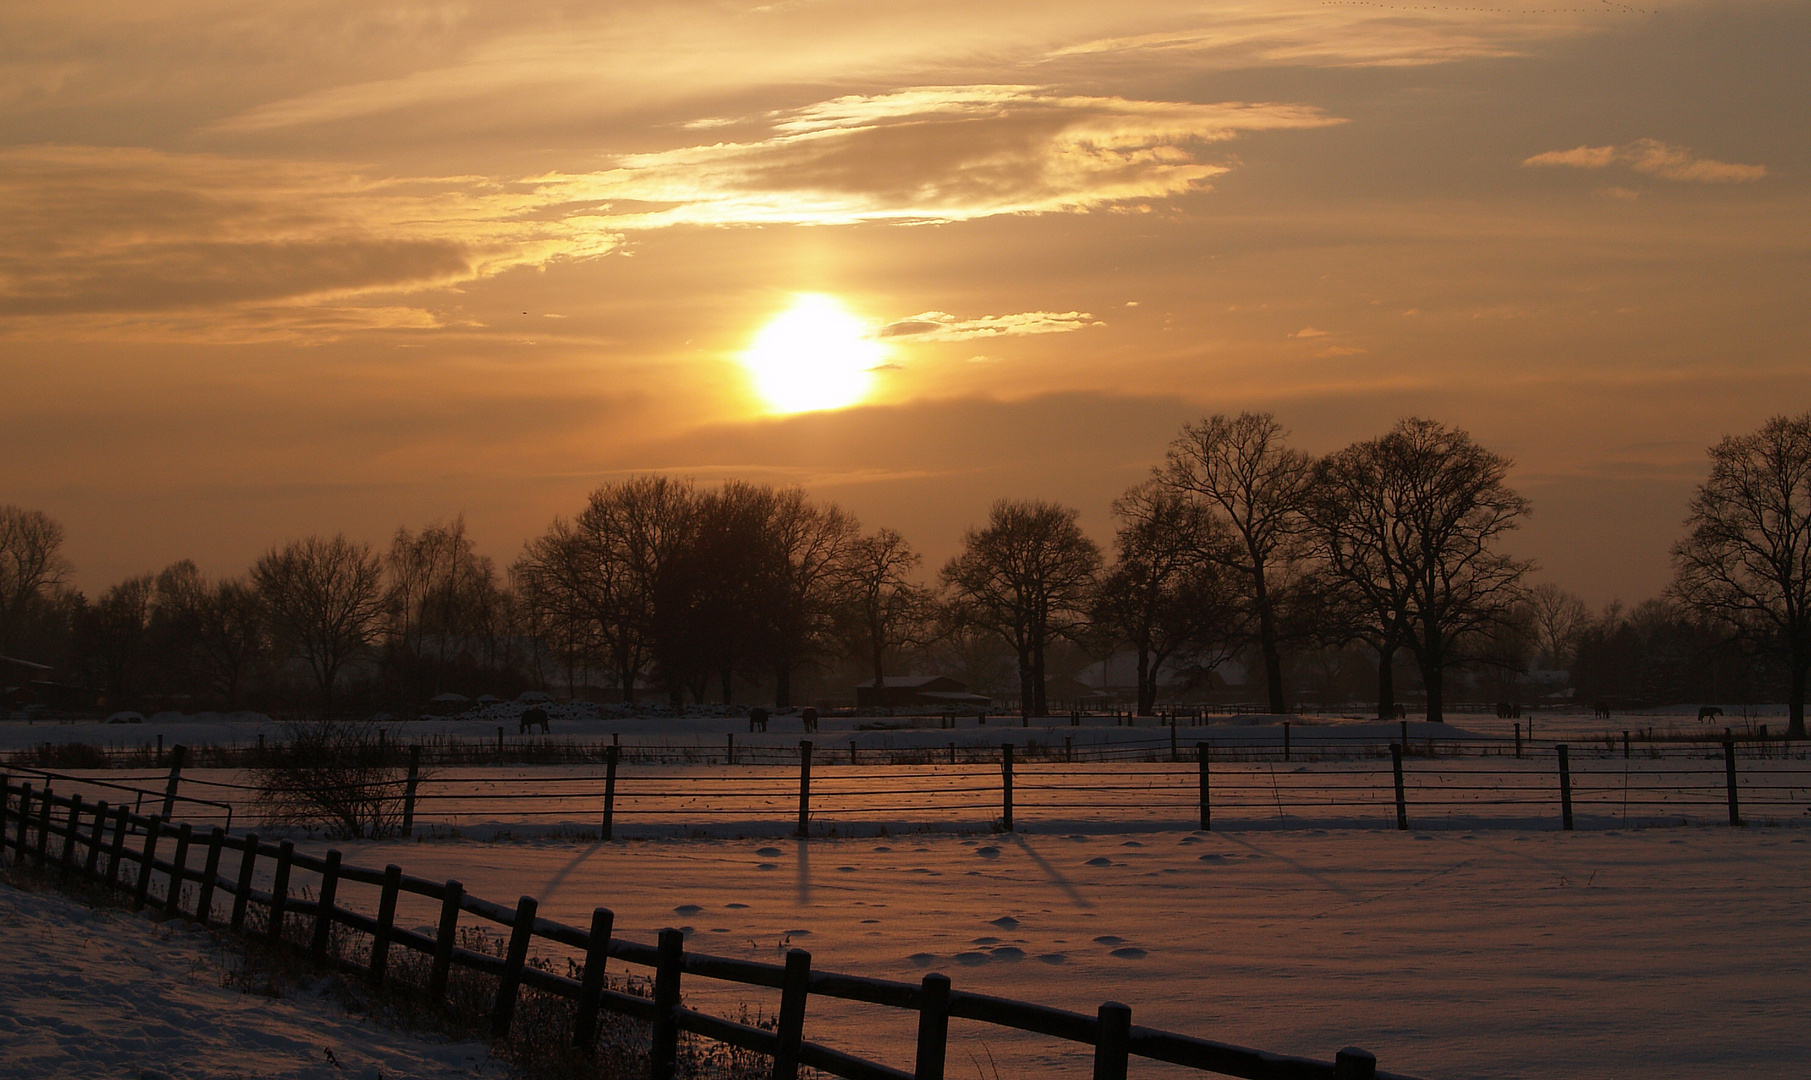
[{"left": 0, "top": 879, "right": 499, "bottom": 1079}]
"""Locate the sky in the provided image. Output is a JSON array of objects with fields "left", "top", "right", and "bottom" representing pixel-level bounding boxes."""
[{"left": 3, "top": 0, "right": 1807, "bottom": 607}]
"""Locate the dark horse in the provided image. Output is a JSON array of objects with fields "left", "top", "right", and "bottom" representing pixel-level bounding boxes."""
[
  {"left": 1698, "top": 705, "right": 1723, "bottom": 723},
  {"left": 519, "top": 706, "right": 549, "bottom": 734},
  {"left": 748, "top": 706, "right": 769, "bottom": 732}
]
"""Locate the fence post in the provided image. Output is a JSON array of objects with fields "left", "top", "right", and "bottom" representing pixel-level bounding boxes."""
[
  {"left": 915, "top": 972, "right": 951, "bottom": 1080},
  {"left": 165, "top": 822, "right": 192, "bottom": 915},
  {"left": 773, "top": 947, "right": 811, "bottom": 1080},
  {"left": 85, "top": 800, "right": 110, "bottom": 880},
  {"left": 490, "top": 895, "right": 538, "bottom": 1038},
  {"left": 1557, "top": 744, "right": 1574, "bottom": 831},
  {"left": 134, "top": 815, "right": 162, "bottom": 910},
  {"left": 1001, "top": 743, "right": 1014, "bottom": 832},
  {"left": 948, "top": 742, "right": 956, "bottom": 765},
  {"left": 602, "top": 745, "right": 619, "bottom": 841},
  {"left": 311, "top": 849, "right": 342, "bottom": 961},
  {"left": 1335, "top": 1047, "right": 1379, "bottom": 1080},
  {"left": 1065, "top": 736, "right": 1074, "bottom": 763},
  {"left": 1284, "top": 721, "right": 1291, "bottom": 763},
  {"left": 106, "top": 804, "right": 128, "bottom": 892},
  {"left": 1391, "top": 744, "right": 1408, "bottom": 831},
  {"left": 161, "top": 744, "right": 189, "bottom": 819},
  {"left": 267, "top": 839, "right": 295, "bottom": 944},
  {"left": 11, "top": 783, "right": 29, "bottom": 863},
  {"left": 34, "top": 786, "right": 52, "bottom": 867},
  {"left": 1197, "top": 743, "right": 1211, "bottom": 831},
  {"left": 727, "top": 733, "right": 734, "bottom": 766},
  {"left": 369, "top": 864, "right": 402, "bottom": 986},
  {"left": 1623, "top": 730, "right": 1631, "bottom": 760},
  {"left": 1170, "top": 715, "right": 1179, "bottom": 762},
  {"left": 401, "top": 745, "right": 422, "bottom": 833},
  {"left": 1399, "top": 719, "right": 1409, "bottom": 749},
  {"left": 1724, "top": 738, "right": 1741, "bottom": 826},
  {"left": 196, "top": 827, "right": 223, "bottom": 923},
  {"left": 428, "top": 880, "right": 463, "bottom": 1002},
  {"left": 0, "top": 776, "right": 9, "bottom": 861},
  {"left": 1094, "top": 1001, "right": 1132, "bottom": 1080},
  {"left": 796, "top": 740, "right": 813, "bottom": 838},
  {"left": 1515, "top": 722, "right": 1522, "bottom": 759},
  {"left": 60, "top": 793, "right": 83, "bottom": 882},
  {"left": 650, "top": 927, "right": 685, "bottom": 1080},
  {"left": 231, "top": 833, "right": 259, "bottom": 930},
  {"left": 571, "top": 906, "right": 615, "bottom": 1053},
  {"left": 496, "top": 726, "right": 504, "bottom": 757}
]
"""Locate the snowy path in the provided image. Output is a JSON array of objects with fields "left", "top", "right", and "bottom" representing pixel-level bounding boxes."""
[{"left": 0, "top": 881, "right": 499, "bottom": 1080}]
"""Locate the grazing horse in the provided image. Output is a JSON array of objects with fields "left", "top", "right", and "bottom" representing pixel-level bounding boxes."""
[
  {"left": 519, "top": 706, "right": 549, "bottom": 734},
  {"left": 1698, "top": 705, "right": 1723, "bottom": 723},
  {"left": 1594, "top": 702, "right": 1612, "bottom": 720},
  {"left": 800, "top": 706, "right": 819, "bottom": 733},
  {"left": 748, "top": 706, "right": 769, "bottom": 733}
]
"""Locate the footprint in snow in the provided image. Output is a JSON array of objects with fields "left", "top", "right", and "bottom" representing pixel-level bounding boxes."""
[
  {"left": 975, "top": 846, "right": 1001, "bottom": 858},
  {"left": 1038, "top": 953, "right": 1068, "bottom": 965},
  {"left": 1198, "top": 854, "right": 1228, "bottom": 863},
  {"left": 1120, "top": 840, "right": 1144, "bottom": 847},
  {"left": 990, "top": 946, "right": 1025, "bottom": 961},
  {"left": 873, "top": 846, "right": 893, "bottom": 852},
  {"left": 971, "top": 936, "right": 1002, "bottom": 945},
  {"left": 860, "top": 918, "right": 880, "bottom": 924},
  {"left": 673, "top": 904, "right": 702, "bottom": 914},
  {"left": 786, "top": 928, "right": 812, "bottom": 936},
  {"left": 908, "top": 952, "right": 938, "bottom": 966},
  {"left": 989, "top": 916, "right": 1020, "bottom": 929},
  {"left": 836, "top": 865, "right": 857, "bottom": 872},
  {"left": 1110, "top": 947, "right": 1148, "bottom": 959},
  {"left": 1179, "top": 835, "right": 1203, "bottom": 845},
  {"left": 725, "top": 902, "right": 749, "bottom": 909},
  {"left": 757, "top": 863, "right": 777, "bottom": 871},
  {"left": 1093, "top": 935, "right": 1124, "bottom": 945},
  {"left": 955, "top": 951, "right": 991, "bottom": 966},
  {"left": 755, "top": 847, "right": 783, "bottom": 857},
  {"left": 1085, "top": 857, "right": 1113, "bottom": 866}
]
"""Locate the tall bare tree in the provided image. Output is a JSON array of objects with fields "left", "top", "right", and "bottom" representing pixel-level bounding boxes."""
[
  {"left": 763, "top": 487, "right": 861, "bottom": 707},
  {"left": 151, "top": 560, "right": 267, "bottom": 709},
  {"left": 1670, "top": 412, "right": 1811, "bottom": 737},
  {"left": 0, "top": 504, "right": 73, "bottom": 656},
  {"left": 1158, "top": 413, "right": 1313, "bottom": 713},
  {"left": 840, "top": 527, "right": 938, "bottom": 692},
  {"left": 386, "top": 516, "right": 503, "bottom": 693},
  {"left": 1523, "top": 583, "right": 1591, "bottom": 671},
  {"left": 942, "top": 500, "right": 1101, "bottom": 718},
  {"left": 1095, "top": 482, "right": 1246, "bottom": 716},
  {"left": 253, "top": 534, "right": 386, "bottom": 719}
]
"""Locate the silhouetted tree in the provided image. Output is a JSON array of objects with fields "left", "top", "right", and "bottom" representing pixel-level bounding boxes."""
[
  {"left": 1094, "top": 482, "right": 1246, "bottom": 716},
  {"left": 942, "top": 500, "right": 1101, "bottom": 718},
  {"left": 70, "top": 574, "right": 155, "bottom": 705},
  {"left": 839, "top": 527, "right": 938, "bottom": 692},
  {"left": 1523, "top": 582, "right": 1591, "bottom": 672},
  {"left": 763, "top": 488, "right": 860, "bottom": 708},
  {"left": 385, "top": 516, "right": 505, "bottom": 696},
  {"left": 1158, "top": 413, "right": 1313, "bottom": 713},
  {"left": 150, "top": 560, "right": 267, "bottom": 709},
  {"left": 1670, "top": 412, "right": 1811, "bottom": 737},
  {"left": 0, "top": 504, "right": 73, "bottom": 658},
  {"left": 253, "top": 534, "right": 386, "bottom": 720}
]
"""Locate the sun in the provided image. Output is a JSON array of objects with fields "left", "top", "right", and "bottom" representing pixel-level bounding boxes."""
[{"left": 739, "top": 294, "right": 886, "bottom": 414}]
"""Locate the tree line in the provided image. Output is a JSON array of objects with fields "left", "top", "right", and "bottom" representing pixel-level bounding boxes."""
[{"left": 3, "top": 411, "right": 1807, "bottom": 735}]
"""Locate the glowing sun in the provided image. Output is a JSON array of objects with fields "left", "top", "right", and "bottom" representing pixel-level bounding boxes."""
[{"left": 739, "top": 294, "right": 886, "bottom": 413}]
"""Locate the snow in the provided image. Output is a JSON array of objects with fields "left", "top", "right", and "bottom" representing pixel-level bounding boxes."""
[{"left": 0, "top": 879, "right": 500, "bottom": 1080}]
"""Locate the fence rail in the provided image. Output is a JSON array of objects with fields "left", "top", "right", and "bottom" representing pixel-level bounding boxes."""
[{"left": 1, "top": 776, "right": 1414, "bottom": 1080}]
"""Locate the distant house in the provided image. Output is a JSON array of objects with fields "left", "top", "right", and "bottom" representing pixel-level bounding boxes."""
[
  {"left": 2, "top": 654, "right": 61, "bottom": 709},
  {"left": 855, "top": 675, "right": 991, "bottom": 710}
]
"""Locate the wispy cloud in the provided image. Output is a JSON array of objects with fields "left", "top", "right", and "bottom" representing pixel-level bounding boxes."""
[
  {"left": 878, "top": 309, "right": 1101, "bottom": 341},
  {"left": 538, "top": 87, "right": 1342, "bottom": 226},
  {"left": 1524, "top": 139, "right": 1766, "bottom": 183}
]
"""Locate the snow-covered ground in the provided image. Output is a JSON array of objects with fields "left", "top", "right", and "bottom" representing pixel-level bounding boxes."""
[{"left": 0, "top": 879, "right": 499, "bottom": 1080}]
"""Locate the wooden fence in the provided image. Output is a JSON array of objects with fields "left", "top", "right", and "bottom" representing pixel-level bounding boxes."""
[{"left": 2, "top": 775, "right": 1417, "bottom": 1080}]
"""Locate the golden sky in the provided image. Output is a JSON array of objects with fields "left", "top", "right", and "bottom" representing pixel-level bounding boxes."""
[{"left": 3, "top": 0, "right": 1806, "bottom": 605}]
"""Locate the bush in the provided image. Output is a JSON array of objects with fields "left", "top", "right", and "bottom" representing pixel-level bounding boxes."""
[{"left": 250, "top": 719, "right": 411, "bottom": 839}]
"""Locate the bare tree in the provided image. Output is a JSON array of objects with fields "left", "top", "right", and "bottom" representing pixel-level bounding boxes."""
[
  {"left": 0, "top": 504, "right": 73, "bottom": 656},
  {"left": 1523, "top": 583, "right": 1591, "bottom": 672},
  {"left": 942, "top": 500, "right": 1101, "bottom": 718},
  {"left": 764, "top": 488, "right": 861, "bottom": 708},
  {"left": 1095, "top": 482, "right": 1246, "bottom": 716},
  {"left": 152, "top": 560, "right": 266, "bottom": 709},
  {"left": 71, "top": 574, "right": 155, "bottom": 704},
  {"left": 385, "top": 516, "right": 504, "bottom": 694},
  {"left": 840, "top": 527, "right": 939, "bottom": 692},
  {"left": 1670, "top": 412, "right": 1811, "bottom": 737},
  {"left": 1158, "top": 413, "right": 1313, "bottom": 713},
  {"left": 253, "top": 534, "right": 386, "bottom": 719}
]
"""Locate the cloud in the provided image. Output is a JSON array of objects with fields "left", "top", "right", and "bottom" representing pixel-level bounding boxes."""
[
  {"left": 877, "top": 309, "right": 1101, "bottom": 341},
  {"left": 1523, "top": 139, "right": 1765, "bottom": 183},
  {"left": 536, "top": 86, "right": 1342, "bottom": 226},
  {"left": 0, "top": 145, "right": 620, "bottom": 328},
  {"left": 1289, "top": 327, "right": 1329, "bottom": 338}
]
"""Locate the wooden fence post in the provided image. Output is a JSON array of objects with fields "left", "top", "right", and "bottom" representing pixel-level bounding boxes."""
[
  {"left": 84, "top": 800, "right": 110, "bottom": 880},
  {"left": 1335, "top": 1047, "right": 1378, "bottom": 1080},
  {"left": 161, "top": 744, "right": 188, "bottom": 819},
  {"left": 727, "top": 733, "right": 735, "bottom": 766},
  {"left": 34, "top": 786, "right": 53, "bottom": 867},
  {"left": 1515, "top": 722, "right": 1522, "bottom": 759},
  {"left": 1197, "top": 743, "right": 1211, "bottom": 831},
  {"left": 267, "top": 839, "right": 295, "bottom": 944},
  {"left": 773, "top": 948, "right": 812, "bottom": 1080},
  {"left": 1094, "top": 1001, "right": 1132, "bottom": 1080},
  {"left": 913, "top": 972, "right": 952, "bottom": 1080},
  {"left": 490, "top": 895, "right": 538, "bottom": 1037},
  {"left": 196, "top": 827, "right": 224, "bottom": 923},
  {"left": 650, "top": 927, "right": 685, "bottom": 1080},
  {"left": 1391, "top": 744, "right": 1408, "bottom": 831},
  {"left": 12, "top": 783, "right": 29, "bottom": 863},
  {"left": 311, "top": 849, "right": 342, "bottom": 961},
  {"left": 1284, "top": 721, "right": 1292, "bottom": 762},
  {"left": 1000, "top": 744, "right": 1015, "bottom": 831},
  {"left": 1170, "top": 716, "right": 1179, "bottom": 762},
  {"left": 165, "top": 822, "right": 192, "bottom": 915},
  {"left": 231, "top": 833, "right": 259, "bottom": 930},
  {"left": 1557, "top": 744, "right": 1574, "bottom": 831},
  {"left": 1623, "top": 731, "right": 1631, "bottom": 759},
  {"left": 60, "top": 793, "right": 83, "bottom": 882},
  {"left": 571, "top": 907, "right": 615, "bottom": 1053},
  {"left": 602, "top": 745, "right": 619, "bottom": 841},
  {"left": 796, "top": 741, "right": 813, "bottom": 838},
  {"left": 1724, "top": 738, "right": 1741, "bottom": 826},
  {"left": 107, "top": 805, "right": 129, "bottom": 892},
  {"left": 369, "top": 865, "right": 402, "bottom": 986},
  {"left": 428, "top": 880, "right": 463, "bottom": 1002},
  {"left": 401, "top": 745, "right": 422, "bottom": 833},
  {"left": 134, "top": 815, "right": 162, "bottom": 910}
]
